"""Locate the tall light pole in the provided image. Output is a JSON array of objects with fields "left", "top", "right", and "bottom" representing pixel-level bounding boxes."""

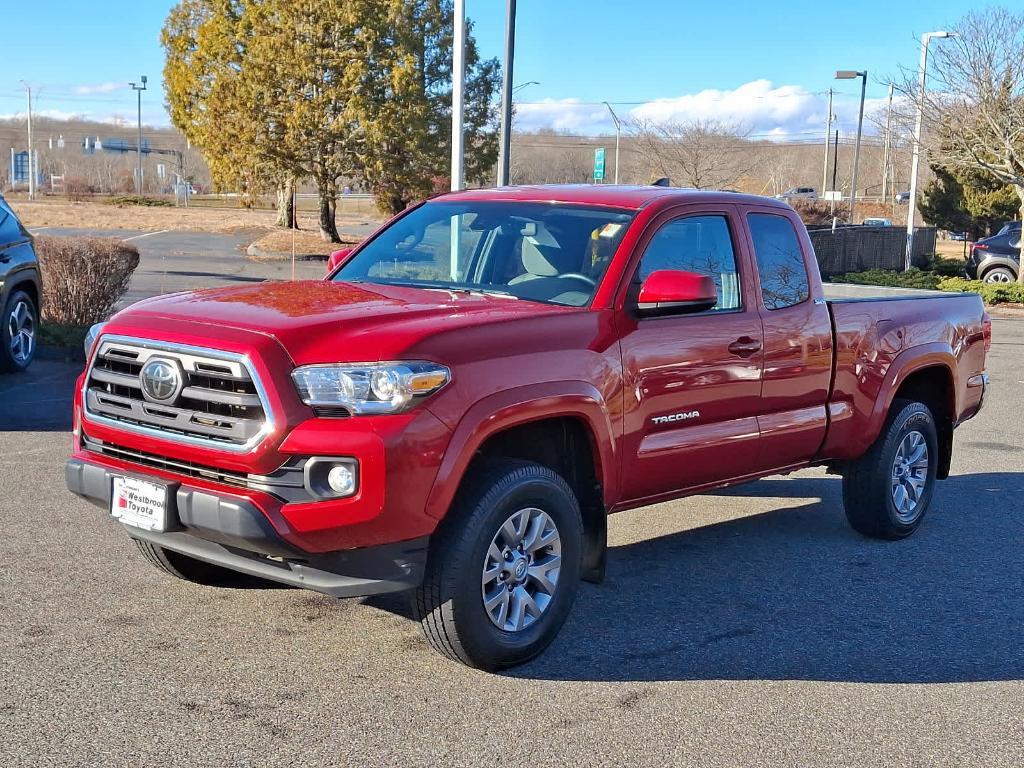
[
  {"left": 20, "top": 82, "right": 34, "bottom": 200},
  {"left": 603, "top": 102, "right": 622, "bottom": 184},
  {"left": 496, "top": 0, "right": 517, "bottom": 187},
  {"left": 129, "top": 76, "right": 148, "bottom": 195},
  {"left": 905, "top": 31, "right": 956, "bottom": 270},
  {"left": 450, "top": 0, "right": 465, "bottom": 192},
  {"left": 835, "top": 70, "right": 867, "bottom": 224},
  {"left": 820, "top": 88, "right": 834, "bottom": 196}
]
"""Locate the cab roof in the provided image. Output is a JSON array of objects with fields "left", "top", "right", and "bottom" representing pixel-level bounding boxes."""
[{"left": 436, "top": 184, "right": 791, "bottom": 211}]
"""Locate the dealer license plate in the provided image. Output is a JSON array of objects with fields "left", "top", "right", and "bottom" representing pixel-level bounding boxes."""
[{"left": 111, "top": 476, "right": 168, "bottom": 532}]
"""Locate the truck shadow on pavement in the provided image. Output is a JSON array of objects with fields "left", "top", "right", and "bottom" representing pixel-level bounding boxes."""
[{"left": 514, "top": 473, "right": 1024, "bottom": 684}]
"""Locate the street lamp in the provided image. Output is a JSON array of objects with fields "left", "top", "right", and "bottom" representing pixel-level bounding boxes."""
[
  {"left": 835, "top": 70, "right": 867, "bottom": 224},
  {"left": 603, "top": 102, "right": 622, "bottom": 184},
  {"left": 905, "top": 31, "right": 956, "bottom": 270},
  {"left": 129, "top": 75, "right": 148, "bottom": 195}
]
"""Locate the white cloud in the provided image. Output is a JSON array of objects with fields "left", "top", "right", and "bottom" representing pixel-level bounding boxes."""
[
  {"left": 73, "top": 82, "right": 123, "bottom": 95},
  {"left": 515, "top": 79, "right": 893, "bottom": 140},
  {"left": 0, "top": 108, "right": 87, "bottom": 121}
]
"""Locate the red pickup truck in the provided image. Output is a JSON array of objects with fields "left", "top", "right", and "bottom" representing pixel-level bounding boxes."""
[{"left": 66, "top": 186, "right": 990, "bottom": 670}]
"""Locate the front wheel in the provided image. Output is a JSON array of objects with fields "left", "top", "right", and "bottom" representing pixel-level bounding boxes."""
[
  {"left": 414, "top": 459, "right": 583, "bottom": 670},
  {"left": 842, "top": 400, "right": 939, "bottom": 540},
  {"left": 0, "top": 289, "right": 37, "bottom": 373}
]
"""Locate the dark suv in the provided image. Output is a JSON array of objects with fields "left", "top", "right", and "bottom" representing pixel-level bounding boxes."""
[
  {"left": 965, "top": 226, "right": 1021, "bottom": 283},
  {"left": 0, "top": 193, "right": 41, "bottom": 372}
]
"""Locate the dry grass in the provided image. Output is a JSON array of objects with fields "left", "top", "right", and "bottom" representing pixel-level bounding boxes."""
[
  {"left": 11, "top": 198, "right": 381, "bottom": 236},
  {"left": 249, "top": 228, "right": 364, "bottom": 258}
]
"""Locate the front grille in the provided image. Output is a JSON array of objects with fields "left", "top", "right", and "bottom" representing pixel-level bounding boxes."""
[
  {"left": 82, "top": 434, "right": 311, "bottom": 503},
  {"left": 84, "top": 337, "right": 272, "bottom": 452}
]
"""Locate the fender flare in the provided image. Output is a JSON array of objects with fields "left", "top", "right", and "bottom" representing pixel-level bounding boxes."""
[
  {"left": 423, "top": 380, "right": 618, "bottom": 520},
  {"left": 863, "top": 342, "right": 957, "bottom": 447}
]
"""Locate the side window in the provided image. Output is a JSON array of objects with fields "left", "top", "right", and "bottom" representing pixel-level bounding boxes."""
[
  {"left": 747, "top": 213, "right": 810, "bottom": 310},
  {"left": 636, "top": 215, "right": 741, "bottom": 311}
]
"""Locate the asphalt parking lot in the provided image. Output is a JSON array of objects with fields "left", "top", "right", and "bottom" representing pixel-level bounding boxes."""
[
  {"left": 30, "top": 227, "right": 330, "bottom": 305},
  {"left": 1, "top": 316, "right": 1022, "bottom": 766}
]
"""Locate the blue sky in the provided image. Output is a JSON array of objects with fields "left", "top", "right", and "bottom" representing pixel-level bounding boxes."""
[{"left": 1, "top": 0, "right": 981, "bottom": 138}]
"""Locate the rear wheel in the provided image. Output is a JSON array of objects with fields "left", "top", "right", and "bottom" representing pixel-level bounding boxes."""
[
  {"left": 414, "top": 459, "right": 583, "bottom": 670},
  {"left": 842, "top": 399, "right": 938, "bottom": 540},
  {"left": 982, "top": 266, "right": 1016, "bottom": 283},
  {"left": 134, "top": 539, "right": 239, "bottom": 585},
  {"left": 0, "top": 289, "right": 37, "bottom": 373}
]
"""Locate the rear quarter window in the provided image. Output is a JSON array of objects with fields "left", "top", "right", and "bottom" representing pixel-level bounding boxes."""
[{"left": 747, "top": 213, "right": 811, "bottom": 310}]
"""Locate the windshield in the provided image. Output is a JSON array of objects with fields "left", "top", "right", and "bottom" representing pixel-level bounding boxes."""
[{"left": 334, "top": 201, "right": 636, "bottom": 307}]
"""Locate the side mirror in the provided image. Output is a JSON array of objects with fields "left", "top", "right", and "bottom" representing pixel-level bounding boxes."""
[
  {"left": 325, "top": 247, "right": 352, "bottom": 276},
  {"left": 636, "top": 270, "right": 718, "bottom": 316}
]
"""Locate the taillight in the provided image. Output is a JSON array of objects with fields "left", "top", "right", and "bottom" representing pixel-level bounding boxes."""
[
  {"left": 982, "top": 311, "right": 992, "bottom": 353},
  {"left": 974, "top": 244, "right": 989, "bottom": 251}
]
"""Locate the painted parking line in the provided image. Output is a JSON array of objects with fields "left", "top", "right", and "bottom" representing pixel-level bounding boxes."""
[{"left": 123, "top": 229, "right": 170, "bottom": 241}]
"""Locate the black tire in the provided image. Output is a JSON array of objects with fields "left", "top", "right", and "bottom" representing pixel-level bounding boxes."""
[
  {"left": 0, "top": 289, "right": 37, "bottom": 373},
  {"left": 134, "top": 539, "right": 238, "bottom": 586},
  {"left": 842, "top": 399, "right": 939, "bottom": 540},
  {"left": 414, "top": 459, "right": 583, "bottom": 671},
  {"left": 981, "top": 266, "right": 1016, "bottom": 283}
]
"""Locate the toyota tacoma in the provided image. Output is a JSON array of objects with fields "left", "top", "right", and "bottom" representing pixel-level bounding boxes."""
[{"left": 66, "top": 186, "right": 990, "bottom": 670}]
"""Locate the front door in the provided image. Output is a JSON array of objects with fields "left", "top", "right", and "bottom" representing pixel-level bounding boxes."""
[{"left": 618, "top": 207, "right": 764, "bottom": 503}]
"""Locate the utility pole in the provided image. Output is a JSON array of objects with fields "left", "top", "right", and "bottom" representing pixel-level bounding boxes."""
[
  {"left": 821, "top": 89, "right": 833, "bottom": 195},
  {"left": 881, "top": 83, "right": 894, "bottom": 202},
  {"left": 450, "top": 1, "right": 465, "bottom": 192},
  {"left": 603, "top": 102, "right": 623, "bottom": 184},
  {"left": 130, "top": 76, "right": 148, "bottom": 195},
  {"left": 496, "top": 0, "right": 516, "bottom": 186},
  {"left": 906, "top": 32, "right": 955, "bottom": 270},
  {"left": 830, "top": 130, "right": 840, "bottom": 216},
  {"left": 21, "top": 82, "right": 35, "bottom": 200}
]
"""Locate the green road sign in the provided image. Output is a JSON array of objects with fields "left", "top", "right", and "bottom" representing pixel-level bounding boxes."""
[{"left": 594, "top": 147, "right": 606, "bottom": 181}]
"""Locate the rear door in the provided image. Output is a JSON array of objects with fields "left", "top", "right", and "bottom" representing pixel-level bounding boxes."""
[
  {"left": 617, "top": 205, "right": 764, "bottom": 503},
  {"left": 743, "top": 207, "right": 833, "bottom": 470}
]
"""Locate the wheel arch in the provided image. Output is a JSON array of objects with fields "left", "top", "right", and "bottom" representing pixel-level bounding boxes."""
[{"left": 424, "top": 383, "right": 617, "bottom": 582}]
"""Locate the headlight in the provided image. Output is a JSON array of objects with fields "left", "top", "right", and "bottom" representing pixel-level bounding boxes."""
[
  {"left": 291, "top": 362, "right": 450, "bottom": 414},
  {"left": 83, "top": 322, "right": 107, "bottom": 360}
]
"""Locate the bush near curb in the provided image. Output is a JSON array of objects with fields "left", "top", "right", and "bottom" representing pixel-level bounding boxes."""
[
  {"left": 833, "top": 267, "right": 941, "bottom": 290},
  {"left": 937, "top": 277, "right": 1024, "bottom": 306},
  {"left": 35, "top": 236, "right": 141, "bottom": 325},
  {"left": 104, "top": 195, "right": 173, "bottom": 207}
]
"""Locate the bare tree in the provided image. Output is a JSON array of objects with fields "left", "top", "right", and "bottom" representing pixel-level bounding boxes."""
[
  {"left": 629, "top": 119, "right": 753, "bottom": 189},
  {"left": 906, "top": 7, "right": 1024, "bottom": 280}
]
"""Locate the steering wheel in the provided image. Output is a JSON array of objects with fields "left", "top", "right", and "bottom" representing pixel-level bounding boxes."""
[{"left": 557, "top": 272, "right": 597, "bottom": 287}]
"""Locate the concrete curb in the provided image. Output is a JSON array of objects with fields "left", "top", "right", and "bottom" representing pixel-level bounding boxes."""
[{"left": 245, "top": 243, "right": 329, "bottom": 262}]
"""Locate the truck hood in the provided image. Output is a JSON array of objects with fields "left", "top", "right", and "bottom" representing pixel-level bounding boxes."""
[{"left": 116, "top": 280, "right": 572, "bottom": 365}]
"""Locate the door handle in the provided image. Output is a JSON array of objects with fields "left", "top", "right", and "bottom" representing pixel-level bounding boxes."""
[{"left": 728, "top": 337, "right": 762, "bottom": 358}]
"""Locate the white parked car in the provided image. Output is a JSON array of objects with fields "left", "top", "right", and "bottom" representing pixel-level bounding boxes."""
[
  {"left": 862, "top": 218, "right": 893, "bottom": 227},
  {"left": 775, "top": 187, "right": 818, "bottom": 201}
]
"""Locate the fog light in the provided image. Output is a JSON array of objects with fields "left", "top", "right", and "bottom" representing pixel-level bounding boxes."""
[
  {"left": 327, "top": 464, "right": 356, "bottom": 495},
  {"left": 304, "top": 457, "right": 360, "bottom": 500}
]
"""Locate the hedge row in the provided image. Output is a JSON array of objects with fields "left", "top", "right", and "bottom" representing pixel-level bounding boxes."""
[{"left": 937, "top": 277, "right": 1024, "bottom": 306}]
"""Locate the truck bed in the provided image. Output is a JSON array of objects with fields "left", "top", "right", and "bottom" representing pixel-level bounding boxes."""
[{"left": 819, "top": 288, "right": 988, "bottom": 460}]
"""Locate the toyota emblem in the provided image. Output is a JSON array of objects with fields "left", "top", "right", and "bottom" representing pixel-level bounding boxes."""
[{"left": 139, "top": 358, "right": 183, "bottom": 404}]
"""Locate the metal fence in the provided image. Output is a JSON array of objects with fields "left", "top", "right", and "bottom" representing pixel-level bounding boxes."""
[{"left": 807, "top": 226, "right": 936, "bottom": 277}]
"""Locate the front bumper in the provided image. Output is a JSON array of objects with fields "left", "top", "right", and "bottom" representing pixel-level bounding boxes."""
[{"left": 66, "top": 456, "right": 428, "bottom": 597}]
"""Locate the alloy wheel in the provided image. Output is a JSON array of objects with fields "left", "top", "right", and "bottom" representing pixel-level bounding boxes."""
[
  {"left": 481, "top": 507, "right": 562, "bottom": 632},
  {"left": 890, "top": 430, "right": 929, "bottom": 523}
]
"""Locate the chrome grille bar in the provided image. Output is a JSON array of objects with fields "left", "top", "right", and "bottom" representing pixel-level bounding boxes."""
[{"left": 83, "top": 336, "right": 275, "bottom": 453}]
